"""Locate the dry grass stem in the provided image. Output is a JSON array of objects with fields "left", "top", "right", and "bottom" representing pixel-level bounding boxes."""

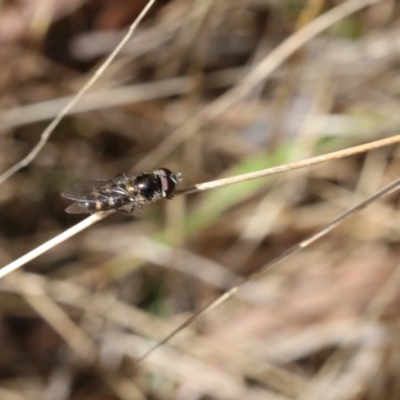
[
  {"left": 134, "top": 174, "right": 400, "bottom": 365},
  {"left": 5, "top": 271, "right": 147, "bottom": 400},
  {"left": 7, "top": 272, "right": 98, "bottom": 364},
  {"left": 1, "top": 132, "right": 400, "bottom": 280},
  {"left": 1, "top": 2, "right": 399, "bottom": 396},
  {"left": 0, "top": 212, "right": 110, "bottom": 279},
  {"left": 135, "top": 0, "right": 386, "bottom": 171},
  {"left": 4, "top": 272, "right": 305, "bottom": 397},
  {"left": 0, "top": 68, "right": 245, "bottom": 130},
  {"left": 299, "top": 248, "right": 400, "bottom": 399},
  {"left": 0, "top": 0, "right": 156, "bottom": 186},
  {"left": 176, "top": 133, "right": 400, "bottom": 195}
]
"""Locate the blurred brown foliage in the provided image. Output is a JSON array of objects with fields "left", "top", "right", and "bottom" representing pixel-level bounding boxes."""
[{"left": 1, "top": 0, "right": 400, "bottom": 399}]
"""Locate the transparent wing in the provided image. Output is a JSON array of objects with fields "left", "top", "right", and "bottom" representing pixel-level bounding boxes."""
[
  {"left": 62, "top": 174, "right": 134, "bottom": 214},
  {"left": 61, "top": 180, "right": 109, "bottom": 201},
  {"left": 65, "top": 202, "right": 91, "bottom": 214},
  {"left": 65, "top": 201, "right": 136, "bottom": 214},
  {"left": 61, "top": 174, "right": 130, "bottom": 201}
]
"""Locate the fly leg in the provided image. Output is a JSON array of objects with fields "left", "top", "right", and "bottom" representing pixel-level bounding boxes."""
[
  {"left": 113, "top": 201, "right": 142, "bottom": 214},
  {"left": 113, "top": 201, "right": 136, "bottom": 214},
  {"left": 115, "top": 202, "right": 136, "bottom": 213}
]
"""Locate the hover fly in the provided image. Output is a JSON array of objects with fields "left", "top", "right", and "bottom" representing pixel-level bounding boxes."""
[{"left": 62, "top": 168, "right": 182, "bottom": 214}]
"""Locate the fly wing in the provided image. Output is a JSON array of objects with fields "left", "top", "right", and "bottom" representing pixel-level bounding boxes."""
[
  {"left": 62, "top": 174, "right": 134, "bottom": 214},
  {"left": 61, "top": 180, "right": 109, "bottom": 201},
  {"left": 65, "top": 202, "right": 91, "bottom": 214},
  {"left": 61, "top": 174, "right": 130, "bottom": 201},
  {"left": 66, "top": 201, "right": 135, "bottom": 214}
]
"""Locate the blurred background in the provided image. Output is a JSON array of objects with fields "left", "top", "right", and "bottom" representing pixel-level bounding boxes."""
[{"left": 1, "top": 0, "right": 400, "bottom": 399}]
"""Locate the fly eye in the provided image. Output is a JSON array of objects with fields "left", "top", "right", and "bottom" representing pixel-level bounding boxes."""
[
  {"left": 157, "top": 169, "right": 173, "bottom": 197},
  {"left": 160, "top": 175, "right": 173, "bottom": 197},
  {"left": 157, "top": 168, "right": 182, "bottom": 198}
]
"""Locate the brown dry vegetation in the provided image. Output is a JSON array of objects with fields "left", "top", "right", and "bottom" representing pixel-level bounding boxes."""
[{"left": 1, "top": 0, "right": 400, "bottom": 399}]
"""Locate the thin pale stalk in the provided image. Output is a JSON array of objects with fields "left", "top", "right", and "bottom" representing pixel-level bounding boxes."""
[
  {"left": 0, "top": 0, "right": 156, "bottom": 186},
  {"left": 135, "top": 0, "right": 386, "bottom": 171},
  {"left": 1, "top": 133, "right": 400, "bottom": 279},
  {"left": 0, "top": 212, "right": 111, "bottom": 279},
  {"left": 134, "top": 175, "right": 400, "bottom": 365}
]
